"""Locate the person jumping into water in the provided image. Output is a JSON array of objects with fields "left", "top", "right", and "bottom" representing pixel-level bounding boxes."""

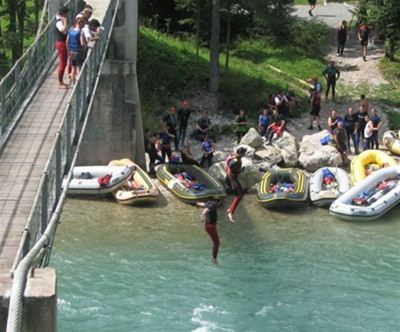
[
  {"left": 225, "top": 147, "right": 247, "bottom": 223},
  {"left": 196, "top": 199, "right": 220, "bottom": 265}
]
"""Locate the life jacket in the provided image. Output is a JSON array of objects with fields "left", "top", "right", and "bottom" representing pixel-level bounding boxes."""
[
  {"left": 225, "top": 155, "right": 242, "bottom": 177},
  {"left": 203, "top": 140, "right": 213, "bottom": 154},
  {"left": 259, "top": 115, "right": 269, "bottom": 127},
  {"left": 68, "top": 27, "right": 81, "bottom": 52},
  {"left": 98, "top": 174, "right": 112, "bottom": 187}
]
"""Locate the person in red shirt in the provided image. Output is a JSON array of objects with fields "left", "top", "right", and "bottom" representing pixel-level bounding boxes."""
[{"left": 225, "top": 147, "right": 247, "bottom": 223}]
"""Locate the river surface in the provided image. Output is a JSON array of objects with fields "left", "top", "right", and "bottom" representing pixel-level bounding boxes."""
[{"left": 51, "top": 192, "right": 400, "bottom": 332}]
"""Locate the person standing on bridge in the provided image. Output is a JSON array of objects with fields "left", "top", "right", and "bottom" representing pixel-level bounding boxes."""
[
  {"left": 66, "top": 18, "right": 87, "bottom": 84},
  {"left": 55, "top": 6, "right": 70, "bottom": 88}
]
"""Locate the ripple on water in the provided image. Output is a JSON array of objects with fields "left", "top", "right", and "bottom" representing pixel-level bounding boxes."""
[{"left": 53, "top": 198, "right": 400, "bottom": 332}]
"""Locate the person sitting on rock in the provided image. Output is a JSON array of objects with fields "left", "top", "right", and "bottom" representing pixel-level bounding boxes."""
[
  {"left": 200, "top": 136, "right": 216, "bottom": 169},
  {"left": 265, "top": 108, "right": 286, "bottom": 144},
  {"left": 258, "top": 109, "right": 270, "bottom": 137},
  {"left": 181, "top": 139, "right": 200, "bottom": 166},
  {"left": 195, "top": 111, "right": 212, "bottom": 141}
]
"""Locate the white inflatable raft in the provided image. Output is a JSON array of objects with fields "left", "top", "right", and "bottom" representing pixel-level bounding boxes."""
[
  {"left": 329, "top": 165, "right": 400, "bottom": 221},
  {"left": 65, "top": 165, "right": 134, "bottom": 195},
  {"left": 310, "top": 167, "right": 351, "bottom": 208}
]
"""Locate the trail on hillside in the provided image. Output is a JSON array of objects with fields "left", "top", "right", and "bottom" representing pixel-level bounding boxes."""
[{"left": 286, "top": 3, "right": 390, "bottom": 144}]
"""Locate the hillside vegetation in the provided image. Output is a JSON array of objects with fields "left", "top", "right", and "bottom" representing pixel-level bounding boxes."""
[{"left": 137, "top": 23, "right": 328, "bottom": 131}]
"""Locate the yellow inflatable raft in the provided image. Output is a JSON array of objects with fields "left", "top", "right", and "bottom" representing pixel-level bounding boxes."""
[
  {"left": 108, "top": 159, "right": 159, "bottom": 205},
  {"left": 383, "top": 131, "right": 400, "bottom": 155},
  {"left": 351, "top": 150, "right": 397, "bottom": 184}
]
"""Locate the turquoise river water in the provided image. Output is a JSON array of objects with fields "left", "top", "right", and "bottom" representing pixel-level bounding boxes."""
[{"left": 51, "top": 193, "right": 400, "bottom": 332}]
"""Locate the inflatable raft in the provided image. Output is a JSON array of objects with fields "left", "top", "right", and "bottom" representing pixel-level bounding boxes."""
[
  {"left": 108, "top": 159, "right": 159, "bottom": 205},
  {"left": 257, "top": 168, "right": 308, "bottom": 208},
  {"left": 156, "top": 164, "right": 226, "bottom": 203},
  {"left": 65, "top": 165, "right": 133, "bottom": 195},
  {"left": 383, "top": 131, "right": 400, "bottom": 155},
  {"left": 330, "top": 165, "right": 400, "bottom": 221},
  {"left": 310, "top": 167, "right": 351, "bottom": 208},
  {"left": 351, "top": 150, "right": 396, "bottom": 184}
]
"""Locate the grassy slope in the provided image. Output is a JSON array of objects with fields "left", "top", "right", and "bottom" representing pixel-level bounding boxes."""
[
  {"left": 379, "top": 51, "right": 400, "bottom": 130},
  {"left": 138, "top": 27, "right": 326, "bottom": 131}
]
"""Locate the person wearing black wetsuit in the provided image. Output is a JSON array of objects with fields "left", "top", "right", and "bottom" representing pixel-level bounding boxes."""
[
  {"left": 196, "top": 200, "right": 220, "bottom": 265},
  {"left": 323, "top": 61, "right": 340, "bottom": 100},
  {"left": 177, "top": 100, "right": 193, "bottom": 147},
  {"left": 344, "top": 107, "right": 358, "bottom": 154}
]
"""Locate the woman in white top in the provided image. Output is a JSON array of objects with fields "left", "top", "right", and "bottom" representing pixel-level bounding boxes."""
[{"left": 363, "top": 114, "right": 373, "bottom": 150}]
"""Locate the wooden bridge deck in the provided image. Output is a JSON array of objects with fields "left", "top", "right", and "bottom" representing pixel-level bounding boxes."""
[
  {"left": 0, "top": 67, "right": 70, "bottom": 296},
  {"left": 0, "top": 0, "right": 112, "bottom": 298}
]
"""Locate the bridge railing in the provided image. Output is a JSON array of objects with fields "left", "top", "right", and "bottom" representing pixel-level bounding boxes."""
[
  {"left": 8, "top": 1, "right": 120, "bottom": 330},
  {"left": 0, "top": 0, "right": 79, "bottom": 149},
  {"left": 10, "top": 0, "right": 119, "bottom": 273}
]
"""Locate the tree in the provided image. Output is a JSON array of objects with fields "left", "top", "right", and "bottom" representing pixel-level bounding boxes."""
[
  {"left": 366, "top": 0, "right": 400, "bottom": 60},
  {"left": 209, "top": 0, "right": 220, "bottom": 110}
]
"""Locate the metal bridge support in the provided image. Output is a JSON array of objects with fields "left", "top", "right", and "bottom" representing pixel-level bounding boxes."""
[{"left": 77, "top": 0, "right": 146, "bottom": 167}]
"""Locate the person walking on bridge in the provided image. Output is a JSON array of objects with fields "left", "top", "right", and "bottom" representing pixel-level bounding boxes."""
[{"left": 55, "top": 6, "right": 70, "bottom": 88}]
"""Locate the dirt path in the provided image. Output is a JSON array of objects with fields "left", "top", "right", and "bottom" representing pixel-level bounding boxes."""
[
  {"left": 286, "top": 3, "right": 390, "bottom": 144},
  {"left": 294, "top": 3, "right": 387, "bottom": 87}
]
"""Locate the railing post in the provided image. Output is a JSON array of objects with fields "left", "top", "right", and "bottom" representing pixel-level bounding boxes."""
[
  {"left": 14, "top": 61, "right": 21, "bottom": 108},
  {"left": 41, "top": 173, "right": 49, "bottom": 234},
  {"left": 66, "top": 107, "right": 72, "bottom": 168},
  {"left": 55, "top": 135, "right": 62, "bottom": 203},
  {"left": 0, "top": 83, "right": 5, "bottom": 135},
  {"left": 75, "top": 86, "right": 81, "bottom": 140},
  {"left": 82, "top": 68, "right": 87, "bottom": 112}
]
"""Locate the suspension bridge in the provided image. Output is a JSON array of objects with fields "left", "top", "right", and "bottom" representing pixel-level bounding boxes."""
[{"left": 0, "top": 1, "right": 143, "bottom": 331}]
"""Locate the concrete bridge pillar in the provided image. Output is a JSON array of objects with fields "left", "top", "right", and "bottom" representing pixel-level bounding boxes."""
[{"left": 77, "top": 0, "right": 146, "bottom": 167}]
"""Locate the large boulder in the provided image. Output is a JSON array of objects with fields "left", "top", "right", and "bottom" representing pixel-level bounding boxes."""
[
  {"left": 208, "top": 157, "right": 262, "bottom": 190},
  {"left": 212, "top": 150, "right": 228, "bottom": 163},
  {"left": 239, "top": 127, "right": 264, "bottom": 148},
  {"left": 298, "top": 130, "right": 343, "bottom": 171},
  {"left": 271, "top": 131, "right": 298, "bottom": 167},
  {"left": 254, "top": 145, "right": 283, "bottom": 165}
]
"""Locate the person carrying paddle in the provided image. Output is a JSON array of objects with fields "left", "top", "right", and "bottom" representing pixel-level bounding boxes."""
[
  {"left": 225, "top": 147, "right": 247, "bottom": 223},
  {"left": 196, "top": 199, "right": 220, "bottom": 265}
]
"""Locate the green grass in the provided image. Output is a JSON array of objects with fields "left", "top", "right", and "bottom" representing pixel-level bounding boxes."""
[{"left": 138, "top": 26, "right": 327, "bottom": 131}]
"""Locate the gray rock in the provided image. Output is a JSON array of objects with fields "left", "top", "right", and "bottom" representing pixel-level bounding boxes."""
[
  {"left": 239, "top": 127, "right": 264, "bottom": 148},
  {"left": 298, "top": 130, "right": 343, "bottom": 171},
  {"left": 208, "top": 157, "right": 262, "bottom": 190},
  {"left": 272, "top": 131, "right": 299, "bottom": 167},
  {"left": 254, "top": 145, "right": 283, "bottom": 165}
]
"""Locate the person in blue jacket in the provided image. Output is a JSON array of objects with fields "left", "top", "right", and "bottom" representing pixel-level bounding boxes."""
[{"left": 200, "top": 136, "right": 216, "bottom": 169}]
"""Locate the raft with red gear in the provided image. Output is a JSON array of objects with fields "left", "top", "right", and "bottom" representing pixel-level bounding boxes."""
[
  {"left": 330, "top": 165, "right": 400, "bottom": 221},
  {"left": 257, "top": 168, "right": 309, "bottom": 208},
  {"left": 309, "top": 167, "right": 351, "bottom": 208},
  {"left": 156, "top": 163, "right": 226, "bottom": 204}
]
